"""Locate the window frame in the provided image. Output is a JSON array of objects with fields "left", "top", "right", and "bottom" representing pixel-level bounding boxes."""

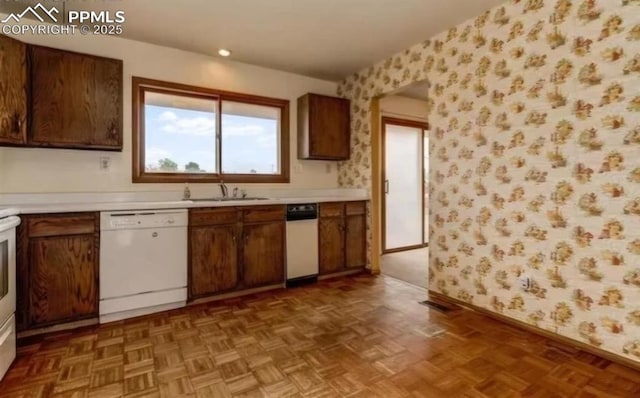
[{"left": 132, "top": 76, "right": 290, "bottom": 183}]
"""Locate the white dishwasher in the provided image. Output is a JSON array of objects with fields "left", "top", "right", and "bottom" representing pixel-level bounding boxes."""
[
  {"left": 100, "top": 209, "right": 188, "bottom": 323},
  {"left": 286, "top": 203, "right": 319, "bottom": 287}
]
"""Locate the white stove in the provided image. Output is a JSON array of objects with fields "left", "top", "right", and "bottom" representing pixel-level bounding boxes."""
[{"left": 0, "top": 209, "right": 20, "bottom": 381}]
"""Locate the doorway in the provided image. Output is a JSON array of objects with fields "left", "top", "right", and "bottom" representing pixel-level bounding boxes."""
[{"left": 377, "top": 84, "right": 429, "bottom": 288}]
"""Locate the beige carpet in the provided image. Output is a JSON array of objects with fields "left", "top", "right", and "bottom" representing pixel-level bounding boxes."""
[{"left": 380, "top": 247, "right": 428, "bottom": 288}]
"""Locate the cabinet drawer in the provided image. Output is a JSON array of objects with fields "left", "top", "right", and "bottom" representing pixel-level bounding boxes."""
[
  {"left": 242, "top": 206, "right": 285, "bottom": 223},
  {"left": 346, "top": 201, "right": 366, "bottom": 216},
  {"left": 27, "top": 213, "right": 97, "bottom": 238},
  {"left": 189, "top": 208, "right": 240, "bottom": 226},
  {"left": 319, "top": 203, "right": 344, "bottom": 218}
]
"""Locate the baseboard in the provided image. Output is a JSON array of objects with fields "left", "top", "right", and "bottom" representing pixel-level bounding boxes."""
[
  {"left": 318, "top": 268, "right": 365, "bottom": 280},
  {"left": 17, "top": 318, "right": 99, "bottom": 339},
  {"left": 188, "top": 283, "right": 284, "bottom": 306},
  {"left": 382, "top": 243, "right": 428, "bottom": 255},
  {"left": 428, "top": 290, "right": 640, "bottom": 372}
]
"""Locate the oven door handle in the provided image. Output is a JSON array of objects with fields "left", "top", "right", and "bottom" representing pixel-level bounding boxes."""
[{"left": 0, "top": 328, "right": 11, "bottom": 346}]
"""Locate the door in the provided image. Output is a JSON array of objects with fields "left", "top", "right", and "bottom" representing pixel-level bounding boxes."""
[
  {"left": 0, "top": 35, "right": 27, "bottom": 145},
  {"left": 382, "top": 117, "right": 427, "bottom": 253},
  {"left": 189, "top": 225, "right": 238, "bottom": 298},
  {"left": 29, "top": 46, "right": 122, "bottom": 149},
  {"left": 319, "top": 216, "right": 345, "bottom": 274},
  {"left": 242, "top": 222, "right": 285, "bottom": 288},
  {"left": 29, "top": 235, "right": 97, "bottom": 326}
]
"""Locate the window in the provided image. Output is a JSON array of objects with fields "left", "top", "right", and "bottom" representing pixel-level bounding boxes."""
[{"left": 132, "top": 77, "right": 289, "bottom": 183}]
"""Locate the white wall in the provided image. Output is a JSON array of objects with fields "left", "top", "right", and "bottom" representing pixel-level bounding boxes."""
[
  {"left": 380, "top": 95, "right": 429, "bottom": 121},
  {"left": 0, "top": 23, "right": 338, "bottom": 194}
]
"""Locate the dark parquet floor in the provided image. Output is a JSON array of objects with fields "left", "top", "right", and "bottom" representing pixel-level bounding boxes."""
[{"left": 1, "top": 275, "right": 639, "bottom": 397}]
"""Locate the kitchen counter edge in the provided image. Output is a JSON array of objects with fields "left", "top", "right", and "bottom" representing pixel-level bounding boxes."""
[{"left": 9, "top": 196, "right": 370, "bottom": 215}]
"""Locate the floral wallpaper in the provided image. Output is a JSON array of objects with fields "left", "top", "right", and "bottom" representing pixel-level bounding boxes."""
[{"left": 337, "top": 0, "right": 640, "bottom": 363}]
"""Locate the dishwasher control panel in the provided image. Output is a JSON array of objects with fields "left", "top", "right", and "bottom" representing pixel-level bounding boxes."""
[
  {"left": 286, "top": 203, "right": 318, "bottom": 221},
  {"left": 100, "top": 209, "right": 188, "bottom": 231}
]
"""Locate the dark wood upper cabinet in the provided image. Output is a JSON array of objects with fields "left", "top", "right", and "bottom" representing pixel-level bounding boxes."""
[
  {"left": 298, "top": 93, "right": 350, "bottom": 160},
  {"left": 0, "top": 35, "right": 27, "bottom": 145},
  {"left": 16, "top": 213, "right": 99, "bottom": 331},
  {"left": 29, "top": 45, "right": 123, "bottom": 150}
]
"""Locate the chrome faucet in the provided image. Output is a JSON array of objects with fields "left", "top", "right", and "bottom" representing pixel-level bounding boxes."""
[{"left": 219, "top": 181, "right": 228, "bottom": 198}]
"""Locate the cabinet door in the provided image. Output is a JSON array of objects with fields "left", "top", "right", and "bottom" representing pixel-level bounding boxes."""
[
  {"left": 319, "top": 216, "right": 345, "bottom": 274},
  {"left": 346, "top": 214, "right": 366, "bottom": 268},
  {"left": 242, "top": 222, "right": 285, "bottom": 288},
  {"left": 189, "top": 225, "right": 238, "bottom": 298},
  {"left": 0, "top": 35, "right": 27, "bottom": 145},
  {"left": 309, "top": 94, "right": 350, "bottom": 159},
  {"left": 30, "top": 46, "right": 123, "bottom": 150},
  {"left": 29, "top": 235, "right": 98, "bottom": 326}
]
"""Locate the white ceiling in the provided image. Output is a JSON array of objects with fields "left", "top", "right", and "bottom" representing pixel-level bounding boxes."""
[{"left": 1, "top": 0, "right": 505, "bottom": 81}]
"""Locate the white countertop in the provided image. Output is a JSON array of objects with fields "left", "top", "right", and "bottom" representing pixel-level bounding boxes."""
[
  {"left": 0, "top": 189, "right": 369, "bottom": 215},
  {"left": 0, "top": 208, "right": 19, "bottom": 219}
]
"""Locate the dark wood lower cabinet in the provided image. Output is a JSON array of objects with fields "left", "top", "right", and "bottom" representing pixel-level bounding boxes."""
[
  {"left": 29, "top": 235, "right": 97, "bottom": 326},
  {"left": 17, "top": 213, "right": 99, "bottom": 331},
  {"left": 319, "top": 216, "right": 345, "bottom": 274},
  {"left": 345, "top": 203, "right": 367, "bottom": 269},
  {"left": 188, "top": 206, "right": 285, "bottom": 300},
  {"left": 189, "top": 224, "right": 239, "bottom": 298},
  {"left": 319, "top": 201, "right": 367, "bottom": 275},
  {"left": 242, "top": 221, "right": 285, "bottom": 288}
]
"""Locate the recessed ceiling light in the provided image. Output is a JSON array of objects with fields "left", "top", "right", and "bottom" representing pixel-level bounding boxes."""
[{"left": 218, "top": 49, "right": 232, "bottom": 57}]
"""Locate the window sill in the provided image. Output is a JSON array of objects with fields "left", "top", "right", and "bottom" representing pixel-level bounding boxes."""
[{"left": 132, "top": 172, "right": 290, "bottom": 184}]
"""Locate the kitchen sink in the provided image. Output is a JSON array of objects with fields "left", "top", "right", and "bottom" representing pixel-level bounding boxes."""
[{"left": 187, "top": 197, "right": 270, "bottom": 202}]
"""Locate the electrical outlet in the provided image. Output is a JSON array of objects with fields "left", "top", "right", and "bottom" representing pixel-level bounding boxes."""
[
  {"left": 325, "top": 163, "right": 331, "bottom": 174},
  {"left": 294, "top": 163, "right": 303, "bottom": 174},
  {"left": 99, "top": 157, "right": 111, "bottom": 171},
  {"left": 519, "top": 275, "right": 531, "bottom": 291}
]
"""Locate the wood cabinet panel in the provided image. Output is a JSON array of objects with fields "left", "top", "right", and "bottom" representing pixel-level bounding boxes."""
[
  {"left": 319, "top": 216, "right": 345, "bottom": 274},
  {"left": 27, "top": 214, "right": 97, "bottom": 238},
  {"left": 242, "top": 205, "right": 285, "bottom": 223},
  {"left": 242, "top": 222, "right": 285, "bottom": 288},
  {"left": 0, "top": 34, "right": 27, "bottom": 145},
  {"left": 346, "top": 201, "right": 366, "bottom": 216},
  {"left": 189, "top": 207, "right": 240, "bottom": 227},
  {"left": 189, "top": 225, "right": 238, "bottom": 298},
  {"left": 346, "top": 213, "right": 367, "bottom": 268},
  {"left": 319, "top": 202, "right": 344, "bottom": 218},
  {"left": 29, "top": 45, "right": 123, "bottom": 150},
  {"left": 298, "top": 93, "right": 350, "bottom": 160},
  {"left": 29, "top": 234, "right": 98, "bottom": 326}
]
